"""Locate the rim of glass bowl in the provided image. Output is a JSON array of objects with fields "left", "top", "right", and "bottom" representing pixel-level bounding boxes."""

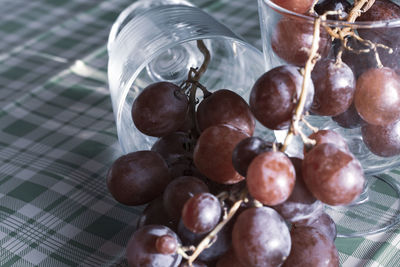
[{"left": 264, "top": 0, "right": 400, "bottom": 28}]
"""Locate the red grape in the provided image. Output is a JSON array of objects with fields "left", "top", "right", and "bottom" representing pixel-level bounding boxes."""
[
  {"left": 302, "top": 143, "right": 365, "bottom": 205},
  {"left": 250, "top": 65, "right": 314, "bottom": 130},
  {"left": 310, "top": 59, "right": 356, "bottom": 116},
  {"left": 194, "top": 124, "right": 247, "bottom": 184},
  {"left": 271, "top": 18, "right": 331, "bottom": 66},
  {"left": 106, "top": 151, "right": 171, "bottom": 206},
  {"left": 232, "top": 207, "right": 291, "bottom": 267},
  {"left": 354, "top": 67, "right": 400, "bottom": 126},
  {"left": 126, "top": 225, "right": 181, "bottom": 267},
  {"left": 156, "top": 234, "right": 178, "bottom": 255},
  {"left": 295, "top": 212, "right": 337, "bottom": 241},
  {"left": 131, "top": 82, "right": 188, "bottom": 137},
  {"left": 332, "top": 102, "right": 364, "bottom": 129},
  {"left": 307, "top": 129, "right": 349, "bottom": 153},
  {"left": 361, "top": 120, "right": 400, "bottom": 157},
  {"left": 216, "top": 249, "right": 245, "bottom": 267},
  {"left": 282, "top": 227, "right": 339, "bottom": 267},
  {"left": 163, "top": 176, "right": 209, "bottom": 222},
  {"left": 232, "top": 137, "right": 273, "bottom": 176},
  {"left": 181, "top": 192, "right": 221, "bottom": 234},
  {"left": 271, "top": 0, "right": 314, "bottom": 14},
  {"left": 197, "top": 89, "right": 255, "bottom": 136},
  {"left": 247, "top": 151, "right": 296, "bottom": 206},
  {"left": 137, "top": 197, "right": 176, "bottom": 230}
]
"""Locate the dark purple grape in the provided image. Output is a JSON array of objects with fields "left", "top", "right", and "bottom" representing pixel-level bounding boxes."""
[
  {"left": 250, "top": 65, "right": 314, "bottom": 130},
  {"left": 177, "top": 219, "right": 232, "bottom": 262},
  {"left": 182, "top": 192, "right": 221, "bottom": 234},
  {"left": 197, "top": 89, "right": 255, "bottom": 136},
  {"left": 107, "top": 151, "right": 171, "bottom": 206},
  {"left": 194, "top": 124, "right": 247, "bottom": 184},
  {"left": 126, "top": 225, "right": 181, "bottom": 267},
  {"left": 273, "top": 158, "right": 323, "bottom": 222},
  {"left": 332, "top": 103, "right": 364, "bottom": 129},
  {"left": 362, "top": 120, "right": 400, "bottom": 157},
  {"left": 246, "top": 151, "right": 296, "bottom": 206},
  {"left": 310, "top": 59, "right": 356, "bottom": 116},
  {"left": 163, "top": 176, "right": 209, "bottom": 222},
  {"left": 156, "top": 234, "right": 178, "bottom": 255},
  {"left": 271, "top": 0, "right": 315, "bottom": 14},
  {"left": 271, "top": 18, "right": 331, "bottom": 66},
  {"left": 232, "top": 207, "right": 291, "bottom": 267},
  {"left": 295, "top": 212, "right": 337, "bottom": 241},
  {"left": 282, "top": 227, "right": 339, "bottom": 267},
  {"left": 315, "top": 0, "right": 351, "bottom": 20},
  {"left": 302, "top": 143, "right": 365, "bottom": 205},
  {"left": 151, "top": 132, "right": 194, "bottom": 166},
  {"left": 216, "top": 249, "right": 245, "bottom": 267},
  {"left": 355, "top": 67, "right": 400, "bottom": 126},
  {"left": 307, "top": 129, "right": 349, "bottom": 153},
  {"left": 131, "top": 82, "right": 188, "bottom": 137},
  {"left": 341, "top": 39, "right": 375, "bottom": 78},
  {"left": 137, "top": 197, "right": 176, "bottom": 230},
  {"left": 232, "top": 137, "right": 273, "bottom": 176}
]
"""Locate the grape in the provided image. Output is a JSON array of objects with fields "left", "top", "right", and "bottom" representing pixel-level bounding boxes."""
[
  {"left": 232, "top": 207, "right": 291, "bottom": 267},
  {"left": 179, "top": 261, "right": 208, "bottom": 267},
  {"left": 273, "top": 158, "right": 323, "bottom": 222},
  {"left": 361, "top": 120, "right": 400, "bottom": 157},
  {"left": 282, "top": 227, "right": 339, "bottom": 267},
  {"left": 197, "top": 89, "right": 255, "bottom": 136},
  {"left": 137, "top": 197, "right": 176, "bottom": 230},
  {"left": 126, "top": 225, "right": 182, "bottom": 267},
  {"left": 294, "top": 212, "right": 337, "bottom": 241},
  {"left": 232, "top": 137, "right": 273, "bottom": 176},
  {"left": 315, "top": 0, "right": 351, "bottom": 20},
  {"left": 271, "top": 18, "right": 331, "bottom": 66},
  {"left": 194, "top": 124, "right": 247, "bottom": 184},
  {"left": 177, "top": 219, "right": 232, "bottom": 262},
  {"left": 271, "top": 0, "right": 314, "bottom": 14},
  {"left": 357, "top": 0, "right": 400, "bottom": 46},
  {"left": 307, "top": 129, "right": 349, "bottom": 153},
  {"left": 156, "top": 234, "right": 178, "bottom": 254},
  {"left": 332, "top": 103, "right": 364, "bottom": 129},
  {"left": 246, "top": 151, "right": 296, "bottom": 206},
  {"left": 163, "top": 176, "right": 209, "bottom": 222},
  {"left": 341, "top": 38, "right": 375, "bottom": 78},
  {"left": 216, "top": 249, "right": 245, "bottom": 267},
  {"left": 106, "top": 151, "right": 171, "bottom": 206},
  {"left": 182, "top": 192, "right": 221, "bottom": 234},
  {"left": 249, "top": 65, "right": 314, "bottom": 130},
  {"left": 354, "top": 67, "right": 400, "bottom": 126},
  {"left": 310, "top": 59, "right": 356, "bottom": 116},
  {"left": 131, "top": 82, "right": 188, "bottom": 137},
  {"left": 151, "top": 131, "right": 194, "bottom": 166},
  {"left": 302, "top": 143, "right": 365, "bottom": 205}
]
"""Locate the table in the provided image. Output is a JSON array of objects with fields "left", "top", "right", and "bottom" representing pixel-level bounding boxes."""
[{"left": 0, "top": 0, "right": 399, "bottom": 266}]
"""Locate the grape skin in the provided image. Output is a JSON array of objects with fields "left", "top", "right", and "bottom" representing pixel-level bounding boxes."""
[
  {"left": 282, "top": 227, "right": 339, "bottom": 267},
  {"left": 271, "top": 0, "right": 315, "bottom": 14},
  {"left": 181, "top": 192, "right": 222, "bottom": 234},
  {"left": 294, "top": 212, "right": 337, "bottom": 241},
  {"left": 310, "top": 59, "right": 356, "bottom": 116},
  {"left": 332, "top": 103, "right": 364, "bottom": 129},
  {"left": 250, "top": 65, "right": 314, "bottom": 130},
  {"left": 232, "top": 207, "right": 291, "bottom": 267},
  {"left": 197, "top": 89, "right": 255, "bottom": 136},
  {"left": 307, "top": 129, "right": 349, "bottom": 153},
  {"left": 246, "top": 151, "right": 296, "bottom": 206},
  {"left": 302, "top": 143, "right": 365, "bottom": 206},
  {"left": 361, "top": 120, "right": 400, "bottom": 157},
  {"left": 216, "top": 249, "right": 245, "bottom": 267},
  {"left": 137, "top": 197, "right": 176, "bottom": 230},
  {"left": 126, "top": 225, "right": 181, "bottom": 267},
  {"left": 163, "top": 176, "right": 209, "bottom": 223},
  {"left": 354, "top": 67, "right": 400, "bottom": 126},
  {"left": 194, "top": 124, "right": 248, "bottom": 184},
  {"left": 106, "top": 151, "right": 171, "bottom": 206},
  {"left": 131, "top": 82, "right": 188, "bottom": 137}
]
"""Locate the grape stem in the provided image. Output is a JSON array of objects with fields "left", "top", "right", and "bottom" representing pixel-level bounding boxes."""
[
  {"left": 280, "top": 17, "right": 321, "bottom": 152},
  {"left": 184, "top": 188, "right": 248, "bottom": 266}
]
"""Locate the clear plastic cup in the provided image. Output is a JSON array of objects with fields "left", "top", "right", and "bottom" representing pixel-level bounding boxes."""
[{"left": 107, "top": 0, "right": 267, "bottom": 153}]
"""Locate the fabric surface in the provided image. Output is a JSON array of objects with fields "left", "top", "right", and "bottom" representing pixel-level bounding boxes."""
[{"left": 0, "top": 0, "right": 399, "bottom": 266}]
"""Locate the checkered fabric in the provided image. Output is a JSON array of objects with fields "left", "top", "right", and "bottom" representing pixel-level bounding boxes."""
[{"left": 0, "top": 0, "right": 399, "bottom": 266}]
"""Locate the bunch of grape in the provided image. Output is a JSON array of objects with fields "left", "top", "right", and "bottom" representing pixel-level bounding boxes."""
[{"left": 104, "top": 0, "right": 400, "bottom": 266}]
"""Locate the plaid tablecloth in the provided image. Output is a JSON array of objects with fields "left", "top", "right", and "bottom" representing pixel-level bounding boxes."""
[{"left": 1, "top": 0, "right": 400, "bottom": 266}]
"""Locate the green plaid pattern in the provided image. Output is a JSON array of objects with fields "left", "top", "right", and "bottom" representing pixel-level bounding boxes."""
[{"left": 0, "top": 0, "right": 399, "bottom": 266}]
